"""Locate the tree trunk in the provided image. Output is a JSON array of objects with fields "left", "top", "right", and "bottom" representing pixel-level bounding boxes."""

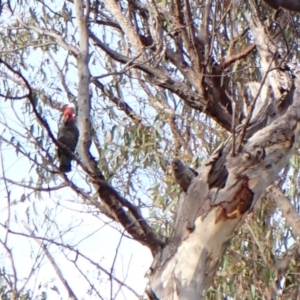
[{"left": 148, "top": 75, "right": 300, "bottom": 299}]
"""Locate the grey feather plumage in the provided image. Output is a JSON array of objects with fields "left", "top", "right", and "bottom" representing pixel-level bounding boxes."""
[
  {"left": 172, "top": 158, "right": 198, "bottom": 192},
  {"left": 57, "top": 118, "right": 79, "bottom": 173}
]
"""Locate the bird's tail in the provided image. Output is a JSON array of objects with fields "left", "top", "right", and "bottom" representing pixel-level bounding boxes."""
[{"left": 59, "top": 155, "right": 72, "bottom": 173}]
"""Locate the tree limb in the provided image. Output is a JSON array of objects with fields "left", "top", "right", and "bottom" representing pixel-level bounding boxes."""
[
  {"left": 262, "top": 0, "right": 300, "bottom": 12},
  {"left": 89, "top": 30, "right": 232, "bottom": 130},
  {"left": 267, "top": 185, "right": 300, "bottom": 238}
]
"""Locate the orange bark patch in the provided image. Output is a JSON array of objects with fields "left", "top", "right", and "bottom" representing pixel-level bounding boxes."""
[{"left": 215, "top": 177, "right": 254, "bottom": 223}]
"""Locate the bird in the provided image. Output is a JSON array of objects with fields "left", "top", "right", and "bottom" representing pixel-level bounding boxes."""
[
  {"left": 57, "top": 106, "right": 79, "bottom": 173},
  {"left": 172, "top": 158, "right": 198, "bottom": 192}
]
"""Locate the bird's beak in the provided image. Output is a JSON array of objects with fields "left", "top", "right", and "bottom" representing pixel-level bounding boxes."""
[{"left": 62, "top": 114, "right": 70, "bottom": 122}]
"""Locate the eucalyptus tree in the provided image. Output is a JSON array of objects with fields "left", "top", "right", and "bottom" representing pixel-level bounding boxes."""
[{"left": 1, "top": 0, "right": 300, "bottom": 299}]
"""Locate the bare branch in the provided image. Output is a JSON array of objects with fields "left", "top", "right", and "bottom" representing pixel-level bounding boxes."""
[
  {"left": 0, "top": 178, "right": 68, "bottom": 192},
  {"left": 22, "top": 222, "right": 79, "bottom": 300},
  {"left": 89, "top": 30, "right": 232, "bottom": 130},
  {"left": 110, "top": 230, "right": 125, "bottom": 300},
  {"left": 263, "top": 0, "right": 300, "bottom": 12},
  {"left": 103, "top": 0, "right": 145, "bottom": 55},
  {"left": 4, "top": 226, "right": 141, "bottom": 298},
  {"left": 237, "top": 54, "right": 276, "bottom": 151},
  {"left": 91, "top": 78, "right": 142, "bottom": 125},
  {"left": 13, "top": 14, "right": 79, "bottom": 55},
  {"left": 221, "top": 44, "right": 256, "bottom": 69}
]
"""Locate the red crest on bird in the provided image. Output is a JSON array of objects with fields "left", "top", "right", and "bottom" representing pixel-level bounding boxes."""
[{"left": 62, "top": 105, "right": 76, "bottom": 122}]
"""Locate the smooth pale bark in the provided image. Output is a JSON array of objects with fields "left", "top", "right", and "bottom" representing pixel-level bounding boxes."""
[
  {"left": 74, "top": 0, "right": 95, "bottom": 172},
  {"left": 267, "top": 185, "right": 300, "bottom": 238},
  {"left": 148, "top": 76, "right": 300, "bottom": 299}
]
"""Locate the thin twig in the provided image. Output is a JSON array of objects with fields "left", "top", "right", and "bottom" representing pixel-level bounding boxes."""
[
  {"left": 245, "top": 222, "right": 269, "bottom": 267},
  {"left": 22, "top": 222, "right": 79, "bottom": 300},
  {"left": 110, "top": 230, "right": 125, "bottom": 300},
  {"left": 0, "top": 178, "right": 68, "bottom": 192},
  {"left": 2, "top": 225, "right": 141, "bottom": 298},
  {"left": 0, "top": 143, "right": 18, "bottom": 299}
]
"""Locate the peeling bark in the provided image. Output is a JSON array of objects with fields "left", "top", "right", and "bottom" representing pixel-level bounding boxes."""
[{"left": 148, "top": 76, "right": 300, "bottom": 299}]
